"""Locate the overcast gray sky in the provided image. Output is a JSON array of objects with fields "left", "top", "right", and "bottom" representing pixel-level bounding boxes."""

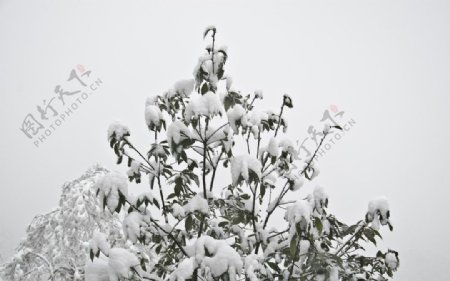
[{"left": 1, "top": 0, "right": 450, "bottom": 280}]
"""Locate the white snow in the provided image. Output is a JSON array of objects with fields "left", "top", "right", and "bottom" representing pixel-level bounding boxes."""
[
  {"left": 172, "top": 203, "right": 186, "bottom": 219},
  {"left": 227, "top": 104, "right": 248, "bottom": 134},
  {"left": 108, "top": 248, "right": 140, "bottom": 281},
  {"left": 366, "top": 197, "right": 390, "bottom": 229},
  {"left": 279, "top": 139, "right": 297, "bottom": 155},
  {"left": 185, "top": 236, "right": 243, "bottom": 280},
  {"left": 248, "top": 110, "right": 267, "bottom": 138},
  {"left": 107, "top": 122, "right": 130, "bottom": 141},
  {"left": 267, "top": 137, "right": 279, "bottom": 157},
  {"left": 145, "top": 105, "right": 164, "bottom": 129},
  {"left": 184, "top": 92, "right": 224, "bottom": 122},
  {"left": 244, "top": 254, "right": 265, "bottom": 281},
  {"left": 385, "top": 252, "right": 398, "bottom": 270},
  {"left": 89, "top": 231, "right": 110, "bottom": 256},
  {"left": 170, "top": 257, "right": 195, "bottom": 281},
  {"left": 230, "top": 154, "right": 262, "bottom": 185},
  {"left": 123, "top": 212, "right": 146, "bottom": 243},
  {"left": 183, "top": 194, "right": 209, "bottom": 214},
  {"left": 126, "top": 160, "right": 141, "bottom": 177},
  {"left": 167, "top": 120, "right": 192, "bottom": 156},
  {"left": 284, "top": 172, "right": 304, "bottom": 191},
  {"left": 167, "top": 121, "right": 191, "bottom": 145},
  {"left": 85, "top": 258, "right": 110, "bottom": 281},
  {"left": 284, "top": 200, "right": 312, "bottom": 234},
  {"left": 254, "top": 90, "right": 263, "bottom": 99},
  {"left": 95, "top": 172, "right": 128, "bottom": 213},
  {"left": 292, "top": 177, "right": 304, "bottom": 192},
  {"left": 174, "top": 79, "right": 195, "bottom": 97},
  {"left": 311, "top": 185, "right": 328, "bottom": 212},
  {"left": 298, "top": 240, "right": 310, "bottom": 267}
]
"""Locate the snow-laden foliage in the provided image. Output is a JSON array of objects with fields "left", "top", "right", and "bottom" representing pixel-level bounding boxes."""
[
  {"left": 0, "top": 166, "right": 150, "bottom": 281},
  {"left": 91, "top": 27, "right": 399, "bottom": 281}
]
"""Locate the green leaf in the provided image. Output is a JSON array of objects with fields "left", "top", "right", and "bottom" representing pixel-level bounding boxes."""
[
  {"left": 314, "top": 217, "right": 323, "bottom": 234},
  {"left": 290, "top": 235, "right": 298, "bottom": 259},
  {"left": 266, "top": 262, "right": 280, "bottom": 272},
  {"left": 116, "top": 155, "right": 123, "bottom": 165},
  {"left": 218, "top": 221, "right": 228, "bottom": 228},
  {"left": 185, "top": 215, "right": 193, "bottom": 232},
  {"left": 201, "top": 83, "right": 209, "bottom": 95},
  {"left": 140, "top": 258, "right": 147, "bottom": 271},
  {"left": 241, "top": 194, "right": 251, "bottom": 200},
  {"left": 364, "top": 228, "right": 377, "bottom": 245},
  {"left": 153, "top": 198, "right": 160, "bottom": 209}
]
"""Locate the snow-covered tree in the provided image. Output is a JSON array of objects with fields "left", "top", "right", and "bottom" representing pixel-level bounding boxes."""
[
  {"left": 89, "top": 27, "right": 399, "bottom": 281},
  {"left": 0, "top": 166, "right": 146, "bottom": 281}
]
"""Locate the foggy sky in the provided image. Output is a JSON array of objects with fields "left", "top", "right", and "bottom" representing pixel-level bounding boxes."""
[{"left": 1, "top": 0, "right": 450, "bottom": 280}]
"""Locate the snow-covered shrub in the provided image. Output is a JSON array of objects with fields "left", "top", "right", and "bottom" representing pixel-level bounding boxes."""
[
  {"left": 90, "top": 27, "right": 399, "bottom": 281},
  {"left": 0, "top": 166, "right": 139, "bottom": 281}
]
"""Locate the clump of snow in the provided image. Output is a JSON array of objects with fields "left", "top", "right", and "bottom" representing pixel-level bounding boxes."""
[
  {"left": 311, "top": 185, "right": 328, "bottom": 213},
  {"left": 248, "top": 110, "right": 267, "bottom": 138},
  {"left": 107, "top": 122, "right": 130, "bottom": 141},
  {"left": 366, "top": 197, "right": 390, "bottom": 230},
  {"left": 263, "top": 172, "right": 277, "bottom": 188},
  {"left": 254, "top": 90, "right": 263, "bottom": 99},
  {"left": 279, "top": 139, "right": 298, "bottom": 158},
  {"left": 285, "top": 172, "right": 304, "bottom": 191},
  {"left": 85, "top": 258, "right": 110, "bottom": 281},
  {"left": 95, "top": 172, "right": 128, "bottom": 213},
  {"left": 230, "top": 154, "right": 262, "bottom": 185},
  {"left": 123, "top": 212, "right": 147, "bottom": 243},
  {"left": 183, "top": 194, "right": 209, "bottom": 214},
  {"left": 298, "top": 239, "right": 310, "bottom": 266},
  {"left": 145, "top": 105, "right": 164, "bottom": 130},
  {"left": 172, "top": 203, "right": 186, "bottom": 219},
  {"left": 203, "top": 125, "right": 228, "bottom": 146},
  {"left": 172, "top": 194, "right": 209, "bottom": 219},
  {"left": 385, "top": 251, "right": 399, "bottom": 270},
  {"left": 185, "top": 236, "right": 243, "bottom": 280},
  {"left": 167, "top": 120, "right": 192, "bottom": 156},
  {"left": 145, "top": 95, "right": 158, "bottom": 106},
  {"left": 170, "top": 257, "right": 195, "bottom": 281},
  {"left": 284, "top": 200, "right": 312, "bottom": 234},
  {"left": 184, "top": 92, "right": 224, "bottom": 122},
  {"left": 126, "top": 160, "right": 141, "bottom": 178},
  {"left": 267, "top": 137, "right": 279, "bottom": 157},
  {"left": 174, "top": 79, "right": 195, "bottom": 97},
  {"left": 227, "top": 104, "right": 248, "bottom": 134},
  {"left": 108, "top": 248, "right": 140, "bottom": 281},
  {"left": 89, "top": 231, "right": 110, "bottom": 256},
  {"left": 244, "top": 254, "right": 266, "bottom": 281}
]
